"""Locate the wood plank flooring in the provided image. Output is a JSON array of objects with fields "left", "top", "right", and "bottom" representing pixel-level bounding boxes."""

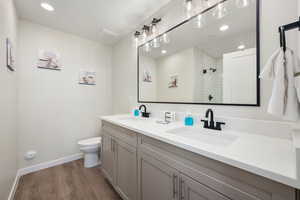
[{"left": 14, "top": 160, "right": 122, "bottom": 200}]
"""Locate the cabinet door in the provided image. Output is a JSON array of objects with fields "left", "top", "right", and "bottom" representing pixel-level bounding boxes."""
[
  {"left": 101, "top": 132, "right": 115, "bottom": 184},
  {"left": 140, "top": 152, "right": 179, "bottom": 200},
  {"left": 115, "top": 140, "right": 137, "bottom": 200},
  {"left": 180, "top": 174, "right": 231, "bottom": 200}
]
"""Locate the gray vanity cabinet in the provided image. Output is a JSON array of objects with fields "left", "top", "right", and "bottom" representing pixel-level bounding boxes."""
[
  {"left": 101, "top": 122, "right": 138, "bottom": 200},
  {"left": 180, "top": 174, "right": 230, "bottom": 200},
  {"left": 115, "top": 139, "right": 137, "bottom": 200},
  {"left": 101, "top": 132, "right": 115, "bottom": 184},
  {"left": 101, "top": 121, "right": 297, "bottom": 200},
  {"left": 139, "top": 152, "right": 179, "bottom": 200}
]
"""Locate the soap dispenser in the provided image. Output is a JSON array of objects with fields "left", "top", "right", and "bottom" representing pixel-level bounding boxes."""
[
  {"left": 184, "top": 112, "right": 194, "bottom": 126},
  {"left": 132, "top": 107, "right": 140, "bottom": 117}
]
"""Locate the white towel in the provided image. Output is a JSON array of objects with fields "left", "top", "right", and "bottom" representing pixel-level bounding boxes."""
[{"left": 260, "top": 48, "right": 300, "bottom": 121}]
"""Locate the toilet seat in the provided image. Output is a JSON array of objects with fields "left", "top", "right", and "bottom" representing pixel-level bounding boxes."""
[{"left": 78, "top": 137, "right": 101, "bottom": 147}]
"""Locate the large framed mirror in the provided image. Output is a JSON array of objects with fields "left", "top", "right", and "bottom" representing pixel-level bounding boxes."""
[{"left": 138, "top": 0, "right": 260, "bottom": 106}]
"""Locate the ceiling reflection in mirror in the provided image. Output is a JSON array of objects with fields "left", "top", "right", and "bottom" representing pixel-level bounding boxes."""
[{"left": 138, "top": 0, "right": 259, "bottom": 106}]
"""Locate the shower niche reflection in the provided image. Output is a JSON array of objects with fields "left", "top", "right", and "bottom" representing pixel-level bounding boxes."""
[{"left": 138, "top": 0, "right": 260, "bottom": 106}]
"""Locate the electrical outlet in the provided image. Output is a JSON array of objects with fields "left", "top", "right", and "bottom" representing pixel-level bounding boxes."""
[{"left": 25, "top": 150, "right": 37, "bottom": 160}]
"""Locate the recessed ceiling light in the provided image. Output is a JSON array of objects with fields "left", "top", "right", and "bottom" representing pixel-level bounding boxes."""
[
  {"left": 41, "top": 2, "right": 55, "bottom": 11},
  {"left": 162, "top": 50, "right": 167, "bottom": 54},
  {"left": 238, "top": 44, "right": 246, "bottom": 50},
  {"left": 219, "top": 25, "right": 229, "bottom": 32}
]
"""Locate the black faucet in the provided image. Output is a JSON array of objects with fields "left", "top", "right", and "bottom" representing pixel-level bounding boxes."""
[
  {"left": 139, "top": 104, "right": 150, "bottom": 118},
  {"left": 201, "top": 109, "right": 225, "bottom": 131}
]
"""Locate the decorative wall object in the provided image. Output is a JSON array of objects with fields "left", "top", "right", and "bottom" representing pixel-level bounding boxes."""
[
  {"left": 168, "top": 75, "right": 178, "bottom": 88},
  {"left": 143, "top": 69, "right": 152, "bottom": 83},
  {"left": 79, "top": 70, "right": 96, "bottom": 85},
  {"left": 37, "top": 50, "right": 62, "bottom": 70},
  {"left": 6, "top": 38, "right": 15, "bottom": 71}
]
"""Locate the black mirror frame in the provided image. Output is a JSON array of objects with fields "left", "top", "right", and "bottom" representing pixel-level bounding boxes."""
[{"left": 137, "top": 0, "right": 260, "bottom": 107}]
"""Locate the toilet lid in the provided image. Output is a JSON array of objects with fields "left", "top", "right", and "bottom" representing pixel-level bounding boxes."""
[{"left": 78, "top": 137, "right": 101, "bottom": 146}]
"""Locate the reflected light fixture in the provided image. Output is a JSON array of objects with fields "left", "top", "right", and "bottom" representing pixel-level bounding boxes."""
[
  {"left": 162, "top": 33, "right": 170, "bottom": 44},
  {"left": 162, "top": 50, "right": 167, "bottom": 54},
  {"left": 41, "top": 2, "right": 55, "bottom": 11},
  {"left": 144, "top": 42, "right": 151, "bottom": 52},
  {"left": 152, "top": 38, "right": 160, "bottom": 48},
  {"left": 219, "top": 24, "right": 229, "bottom": 32},
  {"left": 195, "top": 14, "right": 205, "bottom": 28},
  {"left": 236, "top": 0, "right": 250, "bottom": 8},
  {"left": 212, "top": 2, "right": 228, "bottom": 19}
]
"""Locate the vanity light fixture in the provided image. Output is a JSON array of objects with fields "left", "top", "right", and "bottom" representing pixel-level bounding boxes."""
[
  {"left": 212, "top": 2, "right": 228, "bottom": 19},
  {"left": 141, "top": 25, "right": 150, "bottom": 43},
  {"left": 151, "top": 18, "right": 161, "bottom": 36},
  {"left": 134, "top": 31, "right": 141, "bottom": 47},
  {"left": 219, "top": 24, "right": 229, "bottom": 32},
  {"left": 40, "top": 2, "right": 55, "bottom": 11},
  {"left": 184, "top": 0, "right": 195, "bottom": 18},
  {"left": 201, "top": 0, "right": 212, "bottom": 8},
  {"left": 161, "top": 50, "right": 167, "bottom": 54},
  {"left": 134, "top": 18, "right": 162, "bottom": 46},
  {"left": 184, "top": 0, "right": 193, "bottom": 12}
]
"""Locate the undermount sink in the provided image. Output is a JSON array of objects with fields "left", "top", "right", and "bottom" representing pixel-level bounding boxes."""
[{"left": 166, "top": 127, "right": 238, "bottom": 147}]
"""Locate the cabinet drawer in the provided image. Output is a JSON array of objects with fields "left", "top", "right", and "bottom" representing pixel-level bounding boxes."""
[{"left": 102, "top": 121, "right": 138, "bottom": 147}]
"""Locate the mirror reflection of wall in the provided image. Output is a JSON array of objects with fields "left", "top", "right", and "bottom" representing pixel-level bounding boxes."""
[{"left": 139, "top": 0, "right": 258, "bottom": 105}]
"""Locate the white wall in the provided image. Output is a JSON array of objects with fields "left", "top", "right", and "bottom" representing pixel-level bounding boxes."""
[
  {"left": 139, "top": 55, "right": 157, "bottom": 101},
  {"left": 194, "top": 48, "right": 222, "bottom": 103},
  {"left": 298, "top": 1, "right": 300, "bottom": 58},
  {"left": 0, "top": 0, "right": 18, "bottom": 199},
  {"left": 17, "top": 20, "right": 112, "bottom": 168},
  {"left": 223, "top": 48, "right": 257, "bottom": 104},
  {"left": 112, "top": 0, "right": 299, "bottom": 121},
  {"left": 112, "top": 38, "right": 137, "bottom": 113},
  {"left": 156, "top": 48, "right": 195, "bottom": 102}
]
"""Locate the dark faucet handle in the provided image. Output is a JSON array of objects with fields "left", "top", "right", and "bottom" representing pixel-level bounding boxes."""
[
  {"left": 201, "top": 120, "right": 209, "bottom": 128},
  {"left": 141, "top": 112, "right": 150, "bottom": 118},
  {"left": 215, "top": 122, "right": 226, "bottom": 131}
]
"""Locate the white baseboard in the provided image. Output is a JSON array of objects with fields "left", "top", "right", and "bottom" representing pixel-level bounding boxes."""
[
  {"left": 18, "top": 153, "right": 83, "bottom": 176},
  {"left": 7, "top": 172, "right": 20, "bottom": 200}
]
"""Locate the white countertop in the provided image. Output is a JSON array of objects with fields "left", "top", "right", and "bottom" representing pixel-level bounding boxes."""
[{"left": 101, "top": 114, "right": 300, "bottom": 189}]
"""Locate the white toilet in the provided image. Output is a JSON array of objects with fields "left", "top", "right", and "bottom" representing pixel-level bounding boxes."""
[{"left": 78, "top": 137, "right": 101, "bottom": 168}]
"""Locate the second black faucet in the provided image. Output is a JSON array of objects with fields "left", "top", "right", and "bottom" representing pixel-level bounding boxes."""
[{"left": 201, "top": 109, "right": 226, "bottom": 131}]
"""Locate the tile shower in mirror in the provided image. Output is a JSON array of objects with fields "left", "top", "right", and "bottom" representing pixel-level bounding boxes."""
[{"left": 138, "top": 0, "right": 259, "bottom": 106}]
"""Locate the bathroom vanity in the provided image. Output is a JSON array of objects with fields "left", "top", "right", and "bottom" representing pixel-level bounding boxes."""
[{"left": 100, "top": 115, "right": 300, "bottom": 200}]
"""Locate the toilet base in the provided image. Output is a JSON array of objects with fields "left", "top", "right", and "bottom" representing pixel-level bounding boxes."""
[{"left": 84, "top": 152, "right": 100, "bottom": 168}]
